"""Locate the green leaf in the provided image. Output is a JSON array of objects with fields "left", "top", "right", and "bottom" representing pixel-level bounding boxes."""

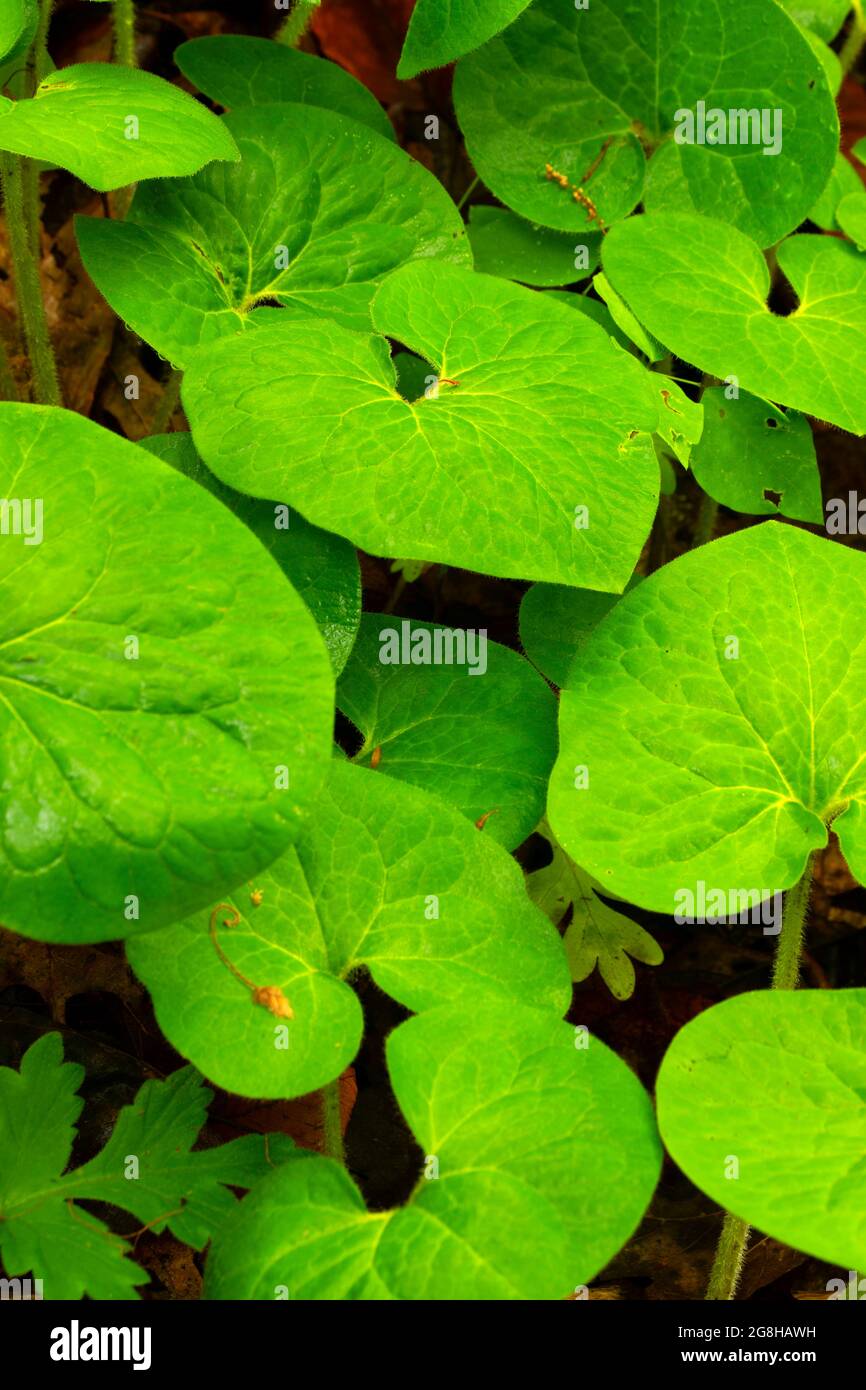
[
  {"left": 76, "top": 103, "right": 468, "bottom": 366},
  {"left": 0, "top": 1033, "right": 295, "bottom": 1298},
  {"left": 548, "top": 523, "right": 866, "bottom": 914},
  {"left": 203, "top": 1000, "right": 661, "bottom": 1299},
  {"left": 690, "top": 389, "right": 822, "bottom": 522},
  {"left": 453, "top": 0, "right": 837, "bottom": 247},
  {"left": 127, "top": 760, "right": 571, "bottom": 1100},
  {"left": 527, "top": 835, "right": 663, "bottom": 1000},
  {"left": 0, "top": 405, "right": 334, "bottom": 945},
  {"left": 602, "top": 213, "right": 866, "bottom": 435},
  {"left": 337, "top": 614, "right": 557, "bottom": 849},
  {"left": 651, "top": 376, "right": 704, "bottom": 468},
  {"left": 0, "top": 64, "right": 238, "bottom": 190},
  {"left": 181, "top": 260, "right": 660, "bottom": 591},
  {"left": 837, "top": 189, "right": 866, "bottom": 251},
  {"left": 806, "top": 151, "right": 863, "bottom": 230},
  {"left": 175, "top": 35, "right": 394, "bottom": 140},
  {"left": 519, "top": 578, "right": 639, "bottom": 688},
  {"left": 398, "top": 0, "right": 534, "bottom": 78},
  {"left": 468, "top": 204, "right": 600, "bottom": 285},
  {"left": 548, "top": 288, "right": 637, "bottom": 355},
  {"left": 593, "top": 272, "right": 664, "bottom": 362},
  {"left": 141, "top": 433, "right": 360, "bottom": 675},
  {"left": 656, "top": 988, "right": 866, "bottom": 1272},
  {"left": 798, "top": 25, "right": 842, "bottom": 95},
  {"left": 0, "top": 0, "right": 37, "bottom": 67},
  {"left": 778, "top": 0, "right": 851, "bottom": 41}
]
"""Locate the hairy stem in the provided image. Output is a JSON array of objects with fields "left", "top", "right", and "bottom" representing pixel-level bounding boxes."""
[
  {"left": 322, "top": 1078, "right": 346, "bottom": 1165},
  {"left": 705, "top": 858, "right": 816, "bottom": 1299},
  {"left": 26, "top": 0, "right": 55, "bottom": 89},
  {"left": 113, "top": 0, "right": 136, "bottom": 67},
  {"left": 0, "top": 152, "right": 60, "bottom": 405},
  {"left": 277, "top": 1, "right": 321, "bottom": 48},
  {"left": 840, "top": 0, "right": 866, "bottom": 76},
  {"left": 693, "top": 493, "right": 719, "bottom": 548}
]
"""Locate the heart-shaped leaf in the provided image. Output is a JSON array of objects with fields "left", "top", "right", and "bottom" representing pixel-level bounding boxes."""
[
  {"left": 690, "top": 390, "right": 822, "bottom": 522},
  {"left": 0, "top": 64, "right": 238, "bottom": 190},
  {"left": 468, "top": 205, "right": 600, "bottom": 286},
  {"left": 602, "top": 213, "right": 866, "bottom": 435},
  {"left": 656, "top": 988, "right": 866, "bottom": 1272},
  {"left": 548, "top": 523, "right": 866, "bottom": 913},
  {"left": 337, "top": 614, "right": 557, "bottom": 849},
  {"left": 0, "top": 405, "right": 334, "bottom": 945},
  {"left": 127, "top": 760, "right": 571, "bottom": 1099},
  {"left": 398, "top": 0, "right": 534, "bottom": 78},
  {"left": 76, "top": 102, "right": 469, "bottom": 366},
  {"left": 453, "top": 0, "right": 837, "bottom": 246},
  {"left": 203, "top": 1000, "right": 662, "bottom": 1299},
  {"left": 175, "top": 35, "right": 394, "bottom": 140},
  {"left": 181, "top": 260, "right": 660, "bottom": 591},
  {"left": 141, "top": 433, "right": 360, "bottom": 674}
]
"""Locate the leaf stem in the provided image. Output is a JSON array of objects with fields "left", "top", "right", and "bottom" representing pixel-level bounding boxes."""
[
  {"left": 0, "top": 152, "right": 60, "bottom": 405},
  {"left": 705, "top": 856, "right": 816, "bottom": 1299},
  {"left": 322, "top": 1078, "right": 346, "bottom": 1164},
  {"left": 26, "top": 0, "right": 55, "bottom": 89},
  {"left": 113, "top": 0, "right": 136, "bottom": 67},
  {"left": 840, "top": 0, "right": 866, "bottom": 76},
  {"left": 693, "top": 493, "right": 718, "bottom": 548},
  {"left": 457, "top": 174, "right": 480, "bottom": 213},
  {"left": 706, "top": 1214, "right": 751, "bottom": 1301},
  {"left": 771, "top": 854, "right": 815, "bottom": 991},
  {"left": 277, "top": 1, "right": 321, "bottom": 48}
]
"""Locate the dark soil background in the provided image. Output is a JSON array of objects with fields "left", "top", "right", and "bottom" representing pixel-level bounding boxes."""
[{"left": 1, "top": 0, "right": 865, "bottom": 1301}]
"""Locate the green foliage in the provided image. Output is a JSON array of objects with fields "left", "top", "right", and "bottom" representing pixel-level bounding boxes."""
[
  {"left": 141, "top": 434, "right": 361, "bottom": 674},
  {"left": 337, "top": 614, "right": 557, "bottom": 848},
  {"left": 0, "top": 406, "right": 334, "bottom": 944},
  {"left": 0, "top": 0, "right": 37, "bottom": 68},
  {"left": 181, "top": 261, "right": 660, "bottom": 590},
  {"left": 454, "top": 0, "right": 837, "bottom": 245},
  {"left": 549, "top": 524, "right": 866, "bottom": 912},
  {"left": 1, "top": 0, "right": 862, "bottom": 1307},
  {"left": 0, "top": 1033, "right": 295, "bottom": 1298},
  {"left": 398, "top": 0, "right": 534, "bottom": 77},
  {"left": 519, "top": 579, "right": 638, "bottom": 688},
  {"left": 203, "top": 1001, "right": 661, "bottom": 1299},
  {"left": 467, "top": 204, "right": 600, "bottom": 285},
  {"left": 690, "top": 391, "right": 822, "bottom": 522},
  {"left": 602, "top": 213, "right": 866, "bottom": 434},
  {"left": 0, "top": 64, "right": 238, "bottom": 189},
  {"left": 657, "top": 989, "right": 866, "bottom": 1270},
  {"left": 77, "top": 103, "right": 468, "bottom": 366},
  {"left": 127, "top": 760, "right": 571, "bottom": 1099},
  {"left": 175, "top": 35, "right": 395, "bottom": 138},
  {"left": 527, "top": 831, "right": 663, "bottom": 1000}
]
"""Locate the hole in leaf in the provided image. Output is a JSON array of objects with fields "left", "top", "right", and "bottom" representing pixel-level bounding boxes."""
[
  {"left": 765, "top": 417, "right": 779, "bottom": 429},
  {"left": 763, "top": 488, "right": 782, "bottom": 507}
]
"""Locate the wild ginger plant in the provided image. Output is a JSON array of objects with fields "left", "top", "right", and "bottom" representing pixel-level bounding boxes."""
[{"left": 0, "top": 0, "right": 864, "bottom": 1306}]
